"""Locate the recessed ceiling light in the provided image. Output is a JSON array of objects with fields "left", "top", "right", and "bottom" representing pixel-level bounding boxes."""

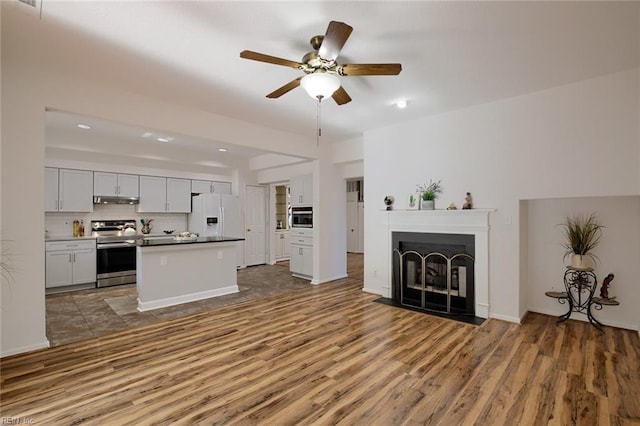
[
  {"left": 396, "top": 100, "right": 407, "bottom": 109},
  {"left": 77, "top": 124, "right": 92, "bottom": 129},
  {"left": 218, "top": 148, "right": 228, "bottom": 152},
  {"left": 157, "top": 137, "right": 171, "bottom": 143},
  {"left": 141, "top": 132, "right": 153, "bottom": 138}
]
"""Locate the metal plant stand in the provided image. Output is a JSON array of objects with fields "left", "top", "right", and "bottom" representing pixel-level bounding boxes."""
[{"left": 545, "top": 267, "right": 619, "bottom": 330}]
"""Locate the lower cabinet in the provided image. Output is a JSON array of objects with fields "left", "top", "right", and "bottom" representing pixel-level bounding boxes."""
[
  {"left": 290, "top": 242, "right": 312, "bottom": 278},
  {"left": 275, "top": 231, "right": 290, "bottom": 260},
  {"left": 45, "top": 240, "right": 96, "bottom": 288}
]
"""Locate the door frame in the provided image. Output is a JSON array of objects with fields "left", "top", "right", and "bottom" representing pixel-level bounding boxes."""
[{"left": 244, "top": 184, "right": 268, "bottom": 266}]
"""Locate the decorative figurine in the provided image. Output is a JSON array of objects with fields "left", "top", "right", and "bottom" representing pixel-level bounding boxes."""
[
  {"left": 384, "top": 196, "right": 394, "bottom": 211},
  {"left": 447, "top": 203, "right": 458, "bottom": 210},
  {"left": 600, "top": 273, "right": 614, "bottom": 299},
  {"left": 463, "top": 192, "right": 473, "bottom": 209}
]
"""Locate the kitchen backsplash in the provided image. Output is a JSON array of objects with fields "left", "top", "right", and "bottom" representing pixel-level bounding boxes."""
[{"left": 45, "top": 204, "right": 188, "bottom": 237}]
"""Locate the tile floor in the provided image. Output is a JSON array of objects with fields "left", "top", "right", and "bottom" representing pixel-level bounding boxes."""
[{"left": 45, "top": 261, "right": 311, "bottom": 347}]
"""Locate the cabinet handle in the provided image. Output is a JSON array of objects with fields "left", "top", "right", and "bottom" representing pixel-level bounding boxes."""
[
  {"left": 56, "top": 200, "right": 59, "bottom": 210},
  {"left": 69, "top": 253, "right": 72, "bottom": 262},
  {"left": 59, "top": 200, "right": 63, "bottom": 210},
  {"left": 73, "top": 253, "right": 76, "bottom": 262},
  {"left": 299, "top": 247, "right": 303, "bottom": 255}
]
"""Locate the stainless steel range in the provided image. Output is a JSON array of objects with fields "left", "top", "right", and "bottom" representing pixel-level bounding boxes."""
[{"left": 92, "top": 220, "right": 142, "bottom": 288}]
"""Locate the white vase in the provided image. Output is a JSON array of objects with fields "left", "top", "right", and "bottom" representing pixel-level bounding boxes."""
[
  {"left": 420, "top": 199, "right": 435, "bottom": 210},
  {"left": 570, "top": 254, "right": 591, "bottom": 269}
]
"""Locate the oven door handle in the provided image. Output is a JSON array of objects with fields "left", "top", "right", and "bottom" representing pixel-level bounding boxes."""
[{"left": 97, "top": 243, "right": 138, "bottom": 249}]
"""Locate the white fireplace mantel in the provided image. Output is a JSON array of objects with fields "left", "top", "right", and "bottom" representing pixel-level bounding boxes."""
[{"left": 382, "top": 209, "right": 494, "bottom": 318}]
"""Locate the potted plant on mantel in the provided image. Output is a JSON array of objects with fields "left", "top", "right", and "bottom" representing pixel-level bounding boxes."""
[
  {"left": 561, "top": 213, "right": 604, "bottom": 270},
  {"left": 416, "top": 180, "right": 443, "bottom": 210}
]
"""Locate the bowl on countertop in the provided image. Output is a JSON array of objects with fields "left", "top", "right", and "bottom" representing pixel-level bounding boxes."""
[{"left": 163, "top": 230, "right": 175, "bottom": 235}]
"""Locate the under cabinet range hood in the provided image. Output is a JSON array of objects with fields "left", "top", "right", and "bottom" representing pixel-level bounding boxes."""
[{"left": 93, "top": 196, "right": 139, "bottom": 205}]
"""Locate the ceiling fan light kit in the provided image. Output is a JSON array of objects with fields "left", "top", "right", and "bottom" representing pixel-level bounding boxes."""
[
  {"left": 239, "top": 20, "right": 402, "bottom": 106},
  {"left": 300, "top": 72, "right": 341, "bottom": 100}
]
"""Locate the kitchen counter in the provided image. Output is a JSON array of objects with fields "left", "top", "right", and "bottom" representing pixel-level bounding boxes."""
[
  {"left": 138, "top": 236, "right": 244, "bottom": 247},
  {"left": 45, "top": 235, "right": 96, "bottom": 242},
  {"left": 136, "top": 237, "right": 243, "bottom": 311}
]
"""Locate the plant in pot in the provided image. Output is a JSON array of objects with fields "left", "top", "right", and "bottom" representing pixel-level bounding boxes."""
[
  {"left": 561, "top": 213, "right": 604, "bottom": 270},
  {"left": 416, "top": 180, "right": 443, "bottom": 210}
]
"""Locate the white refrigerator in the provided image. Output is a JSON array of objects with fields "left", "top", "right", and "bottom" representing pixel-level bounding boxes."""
[
  {"left": 189, "top": 194, "right": 242, "bottom": 238},
  {"left": 189, "top": 194, "right": 243, "bottom": 267}
]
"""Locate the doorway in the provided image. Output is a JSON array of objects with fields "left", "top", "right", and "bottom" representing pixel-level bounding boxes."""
[
  {"left": 347, "top": 179, "right": 364, "bottom": 253},
  {"left": 245, "top": 185, "right": 268, "bottom": 266}
]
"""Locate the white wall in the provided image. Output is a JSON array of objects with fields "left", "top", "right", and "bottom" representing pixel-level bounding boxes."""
[
  {"left": 0, "top": 4, "right": 318, "bottom": 356},
  {"left": 364, "top": 69, "right": 640, "bottom": 323},
  {"left": 312, "top": 144, "right": 348, "bottom": 284},
  {"left": 525, "top": 196, "right": 640, "bottom": 330}
]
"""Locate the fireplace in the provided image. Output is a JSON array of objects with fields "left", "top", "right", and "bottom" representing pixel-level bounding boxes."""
[
  {"left": 374, "top": 209, "right": 492, "bottom": 319},
  {"left": 392, "top": 232, "right": 475, "bottom": 315}
]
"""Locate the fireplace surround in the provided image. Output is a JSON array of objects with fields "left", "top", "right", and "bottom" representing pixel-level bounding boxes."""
[{"left": 380, "top": 209, "right": 492, "bottom": 318}]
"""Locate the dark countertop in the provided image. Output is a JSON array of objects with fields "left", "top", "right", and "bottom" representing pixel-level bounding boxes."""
[{"left": 138, "top": 236, "right": 244, "bottom": 247}]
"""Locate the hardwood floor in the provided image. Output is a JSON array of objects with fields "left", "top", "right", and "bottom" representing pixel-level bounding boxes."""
[{"left": 2, "top": 254, "right": 639, "bottom": 425}]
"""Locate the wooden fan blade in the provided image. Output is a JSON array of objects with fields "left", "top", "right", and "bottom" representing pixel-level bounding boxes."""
[
  {"left": 332, "top": 86, "right": 352, "bottom": 105},
  {"left": 266, "top": 77, "right": 303, "bottom": 98},
  {"left": 340, "top": 63, "right": 402, "bottom": 76},
  {"left": 240, "top": 50, "right": 303, "bottom": 69},
  {"left": 318, "top": 21, "right": 353, "bottom": 61}
]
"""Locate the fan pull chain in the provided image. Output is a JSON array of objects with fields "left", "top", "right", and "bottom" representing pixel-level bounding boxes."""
[{"left": 317, "top": 97, "right": 322, "bottom": 146}]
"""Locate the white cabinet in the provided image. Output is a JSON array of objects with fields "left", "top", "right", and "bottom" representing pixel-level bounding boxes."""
[
  {"left": 138, "top": 176, "right": 191, "bottom": 213},
  {"left": 191, "top": 180, "right": 232, "bottom": 195},
  {"left": 45, "top": 240, "right": 96, "bottom": 288},
  {"left": 290, "top": 243, "right": 312, "bottom": 278},
  {"left": 290, "top": 228, "right": 312, "bottom": 278},
  {"left": 45, "top": 168, "right": 93, "bottom": 212},
  {"left": 290, "top": 174, "right": 313, "bottom": 206},
  {"left": 275, "top": 231, "right": 290, "bottom": 260},
  {"left": 94, "top": 172, "right": 139, "bottom": 197},
  {"left": 45, "top": 167, "right": 59, "bottom": 212},
  {"left": 166, "top": 178, "right": 191, "bottom": 212}
]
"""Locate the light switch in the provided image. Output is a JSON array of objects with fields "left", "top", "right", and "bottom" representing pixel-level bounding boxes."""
[{"left": 217, "top": 251, "right": 223, "bottom": 259}]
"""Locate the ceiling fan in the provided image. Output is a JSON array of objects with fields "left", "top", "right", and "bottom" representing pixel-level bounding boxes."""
[{"left": 240, "top": 21, "right": 402, "bottom": 105}]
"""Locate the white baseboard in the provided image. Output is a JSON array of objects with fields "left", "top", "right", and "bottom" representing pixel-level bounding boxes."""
[
  {"left": 137, "top": 286, "right": 239, "bottom": 312},
  {"left": 311, "top": 274, "right": 349, "bottom": 285},
  {"left": 489, "top": 313, "right": 522, "bottom": 324},
  {"left": 527, "top": 306, "right": 638, "bottom": 331},
  {"left": 1, "top": 339, "right": 50, "bottom": 358},
  {"left": 362, "top": 287, "right": 383, "bottom": 296}
]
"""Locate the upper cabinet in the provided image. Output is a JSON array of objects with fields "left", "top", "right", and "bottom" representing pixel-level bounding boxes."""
[
  {"left": 45, "top": 167, "right": 60, "bottom": 212},
  {"left": 45, "top": 168, "right": 93, "bottom": 212},
  {"left": 290, "top": 174, "right": 313, "bottom": 206},
  {"left": 138, "top": 176, "right": 191, "bottom": 213},
  {"left": 94, "top": 172, "right": 139, "bottom": 198},
  {"left": 191, "top": 180, "right": 232, "bottom": 195}
]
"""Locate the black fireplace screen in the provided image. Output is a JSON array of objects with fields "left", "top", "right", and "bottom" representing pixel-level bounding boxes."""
[{"left": 392, "top": 232, "right": 475, "bottom": 315}]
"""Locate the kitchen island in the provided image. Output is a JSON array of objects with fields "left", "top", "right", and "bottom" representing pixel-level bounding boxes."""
[{"left": 136, "top": 236, "right": 244, "bottom": 311}]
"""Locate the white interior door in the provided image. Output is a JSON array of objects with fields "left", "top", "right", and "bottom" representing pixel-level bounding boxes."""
[
  {"left": 347, "top": 200, "right": 358, "bottom": 252},
  {"left": 245, "top": 185, "right": 267, "bottom": 266}
]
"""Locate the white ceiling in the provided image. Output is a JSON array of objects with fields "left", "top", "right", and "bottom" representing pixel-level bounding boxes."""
[{"left": 12, "top": 1, "right": 640, "bottom": 169}]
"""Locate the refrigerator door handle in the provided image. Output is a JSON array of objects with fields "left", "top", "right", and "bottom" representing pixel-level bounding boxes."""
[{"left": 220, "top": 206, "right": 225, "bottom": 237}]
